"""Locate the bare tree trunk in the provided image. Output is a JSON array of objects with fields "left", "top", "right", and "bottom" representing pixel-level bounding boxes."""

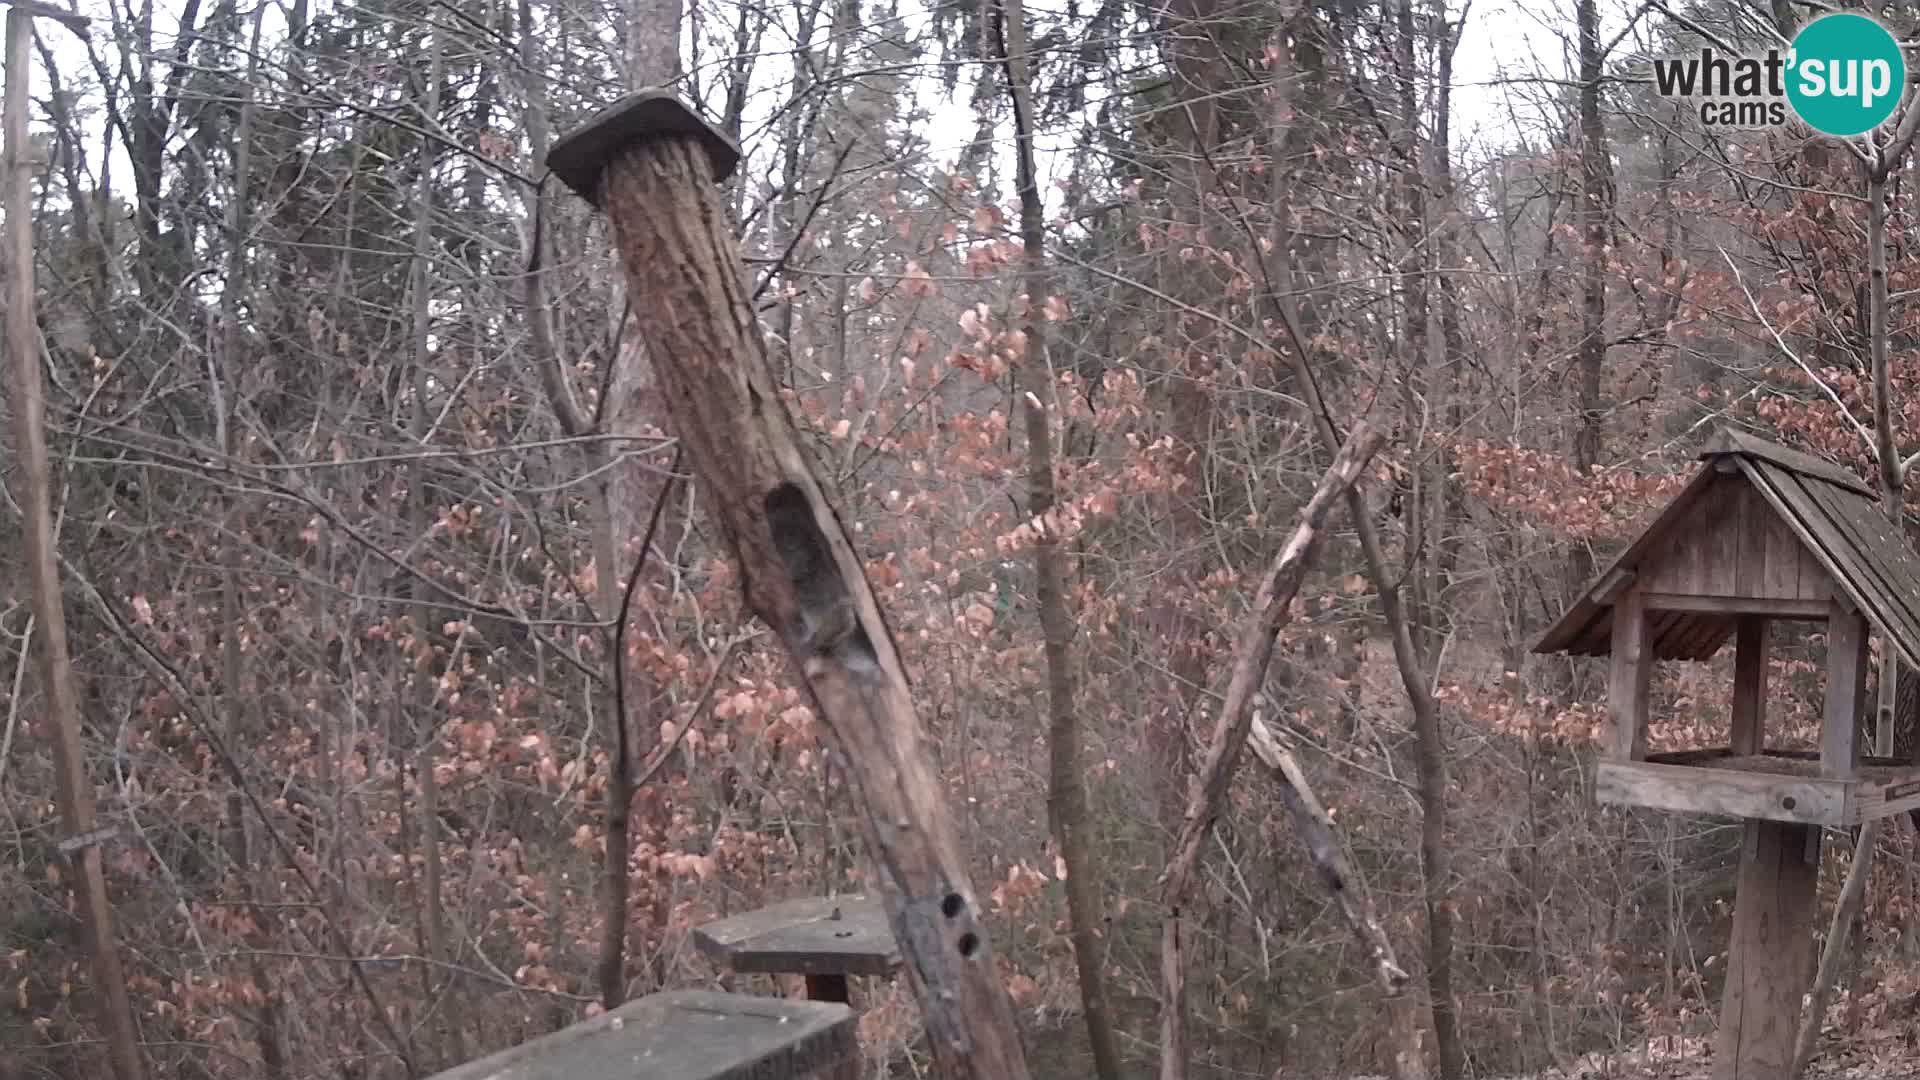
[
  {"left": 215, "top": 12, "right": 287, "bottom": 1073},
  {"left": 571, "top": 118, "right": 1034, "bottom": 1078},
  {"left": 404, "top": 27, "right": 453, "bottom": 1060},
  {"left": 1158, "top": 424, "right": 1386, "bottom": 1080},
  {"left": 3, "top": 11, "right": 146, "bottom": 1078},
  {"left": 1570, "top": 0, "right": 1612, "bottom": 596},
  {"left": 996, "top": 2, "right": 1123, "bottom": 1075}
]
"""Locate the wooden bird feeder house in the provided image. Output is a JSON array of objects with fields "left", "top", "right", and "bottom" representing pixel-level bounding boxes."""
[{"left": 1535, "top": 427, "right": 1920, "bottom": 1079}]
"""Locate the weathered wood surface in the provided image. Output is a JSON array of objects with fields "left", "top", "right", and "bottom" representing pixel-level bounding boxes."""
[
  {"left": 550, "top": 96, "right": 1030, "bottom": 1078},
  {"left": 426, "top": 991, "right": 856, "bottom": 1080},
  {"left": 1597, "top": 760, "right": 1844, "bottom": 825},
  {"left": 1698, "top": 427, "right": 1875, "bottom": 496},
  {"left": 1602, "top": 750, "right": 1920, "bottom": 824},
  {"left": 1730, "top": 618, "right": 1766, "bottom": 755},
  {"left": 1713, "top": 821, "right": 1818, "bottom": 1080},
  {"left": 1607, "top": 589, "right": 1652, "bottom": 761},
  {"left": 548, "top": 89, "right": 741, "bottom": 199},
  {"left": 1639, "top": 593, "right": 1826, "bottom": 618},
  {"left": 1539, "top": 430, "right": 1920, "bottom": 675},
  {"left": 1742, "top": 456, "right": 1920, "bottom": 672},
  {"left": 1824, "top": 600, "right": 1869, "bottom": 778},
  {"left": 694, "top": 896, "right": 899, "bottom": 977}
]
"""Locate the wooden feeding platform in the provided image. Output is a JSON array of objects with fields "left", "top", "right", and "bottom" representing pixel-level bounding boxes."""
[
  {"left": 1600, "top": 748, "right": 1920, "bottom": 826},
  {"left": 693, "top": 895, "right": 900, "bottom": 1004},
  {"left": 424, "top": 990, "right": 856, "bottom": 1080},
  {"left": 1535, "top": 429, "right": 1920, "bottom": 1080}
]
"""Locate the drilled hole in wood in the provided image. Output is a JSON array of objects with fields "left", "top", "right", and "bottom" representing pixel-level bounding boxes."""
[
  {"left": 957, "top": 932, "right": 980, "bottom": 958},
  {"left": 941, "top": 893, "right": 965, "bottom": 918},
  {"left": 1782, "top": 796, "right": 1798, "bottom": 810}
]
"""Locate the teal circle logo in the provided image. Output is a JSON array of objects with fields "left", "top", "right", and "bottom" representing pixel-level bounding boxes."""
[{"left": 1787, "top": 13, "right": 1907, "bottom": 136}]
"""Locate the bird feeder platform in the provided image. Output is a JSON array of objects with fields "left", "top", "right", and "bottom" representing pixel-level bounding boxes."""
[
  {"left": 1535, "top": 428, "right": 1920, "bottom": 1080},
  {"left": 694, "top": 894, "right": 900, "bottom": 1004},
  {"left": 424, "top": 990, "right": 856, "bottom": 1080},
  {"left": 1602, "top": 747, "right": 1920, "bottom": 826}
]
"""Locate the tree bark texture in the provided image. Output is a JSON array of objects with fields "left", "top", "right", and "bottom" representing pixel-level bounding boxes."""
[{"left": 592, "top": 136, "right": 1031, "bottom": 1080}]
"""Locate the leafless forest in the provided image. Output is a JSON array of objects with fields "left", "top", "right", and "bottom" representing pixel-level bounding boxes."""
[{"left": 7, "top": 0, "right": 1920, "bottom": 1076}]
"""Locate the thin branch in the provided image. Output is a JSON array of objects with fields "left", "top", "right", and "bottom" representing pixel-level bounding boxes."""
[{"left": 1719, "top": 245, "right": 1878, "bottom": 457}]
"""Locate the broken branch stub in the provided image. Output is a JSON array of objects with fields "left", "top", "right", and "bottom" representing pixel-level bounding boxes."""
[{"left": 548, "top": 93, "right": 1032, "bottom": 1080}]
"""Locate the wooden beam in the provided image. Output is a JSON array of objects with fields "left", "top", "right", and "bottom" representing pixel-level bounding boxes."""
[
  {"left": 1824, "top": 599, "right": 1869, "bottom": 778},
  {"left": 426, "top": 991, "right": 857, "bottom": 1080},
  {"left": 1589, "top": 567, "right": 1636, "bottom": 605},
  {"left": 1713, "top": 821, "right": 1818, "bottom": 1080},
  {"left": 1640, "top": 594, "right": 1829, "bottom": 619},
  {"left": 1595, "top": 761, "right": 1845, "bottom": 826},
  {"left": 1608, "top": 590, "right": 1652, "bottom": 760},
  {"left": 1732, "top": 618, "right": 1767, "bottom": 755}
]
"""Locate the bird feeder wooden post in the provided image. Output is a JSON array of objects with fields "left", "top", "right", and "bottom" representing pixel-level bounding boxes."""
[
  {"left": 546, "top": 92, "right": 1032, "bottom": 1080},
  {"left": 1536, "top": 429, "right": 1920, "bottom": 1080}
]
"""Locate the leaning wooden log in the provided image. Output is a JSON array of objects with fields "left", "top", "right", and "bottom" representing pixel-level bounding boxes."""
[
  {"left": 1157, "top": 423, "right": 1389, "bottom": 1080},
  {"left": 547, "top": 91, "right": 1032, "bottom": 1079},
  {"left": 1245, "top": 711, "right": 1429, "bottom": 1079}
]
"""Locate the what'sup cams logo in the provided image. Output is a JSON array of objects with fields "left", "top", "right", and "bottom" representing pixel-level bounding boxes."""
[{"left": 1652, "top": 12, "right": 1908, "bottom": 136}]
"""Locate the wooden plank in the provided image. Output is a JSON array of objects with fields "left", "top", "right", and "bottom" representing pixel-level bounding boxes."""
[
  {"left": 1735, "top": 481, "right": 1765, "bottom": 597},
  {"left": 1713, "top": 820, "right": 1819, "bottom": 1080},
  {"left": 1851, "top": 767, "right": 1920, "bottom": 822},
  {"left": 1536, "top": 466, "right": 1721, "bottom": 655},
  {"left": 693, "top": 895, "right": 899, "bottom": 978},
  {"left": 426, "top": 990, "right": 857, "bottom": 1080},
  {"left": 1797, "top": 477, "right": 1920, "bottom": 622},
  {"left": 1758, "top": 481, "right": 1804, "bottom": 600},
  {"left": 1595, "top": 761, "right": 1846, "bottom": 824},
  {"left": 1644, "top": 747, "right": 1736, "bottom": 767},
  {"left": 1699, "top": 427, "right": 1876, "bottom": 497},
  {"left": 1793, "top": 474, "right": 1920, "bottom": 669},
  {"left": 1704, "top": 477, "right": 1741, "bottom": 595},
  {"left": 1824, "top": 599, "right": 1869, "bottom": 778},
  {"left": 1738, "top": 461, "right": 1906, "bottom": 663},
  {"left": 1640, "top": 594, "right": 1828, "bottom": 618},
  {"left": 1609, "top": 590, "right": 1653, "bottom": 760},
  {"left": 1588, "top": 567, "right": 1636, "bottom": 605},
  {"left": 1799, "top": 540, "right": 1830, "bottom": 602},
  {"left": 1732, "top": 617, "right": 1767, "bottom": 755}
]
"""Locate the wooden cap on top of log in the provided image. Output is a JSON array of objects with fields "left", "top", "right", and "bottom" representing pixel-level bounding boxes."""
[
  {"left": 546, "top": 90, "right": 741, "bottom": 204},
  {"left": 425, "top": 990, "right": 856, "bottom": 1080},
  {"left": 694, "top": 895, "right": 900, "bottom": 978}
]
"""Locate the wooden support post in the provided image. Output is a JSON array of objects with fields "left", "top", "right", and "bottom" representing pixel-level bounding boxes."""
[
  {"left": 1824, "top": 599, "right": 1868, "bottom": 778},
  {"left": 805, "top": 973, "right": 852, "bottom": 1004},
  {"left": 1609, "top": 590, "right": 1652, "bottom": 761},
  {"left": 1713, "top": 820, "right": 1818, "bottom": 1080},
  {"left": 1731, "top": 617, "right": 1767, "bottom": 755},
  {"left": 547, "top": 94, "right": 1030, "bottom": 1080}
]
